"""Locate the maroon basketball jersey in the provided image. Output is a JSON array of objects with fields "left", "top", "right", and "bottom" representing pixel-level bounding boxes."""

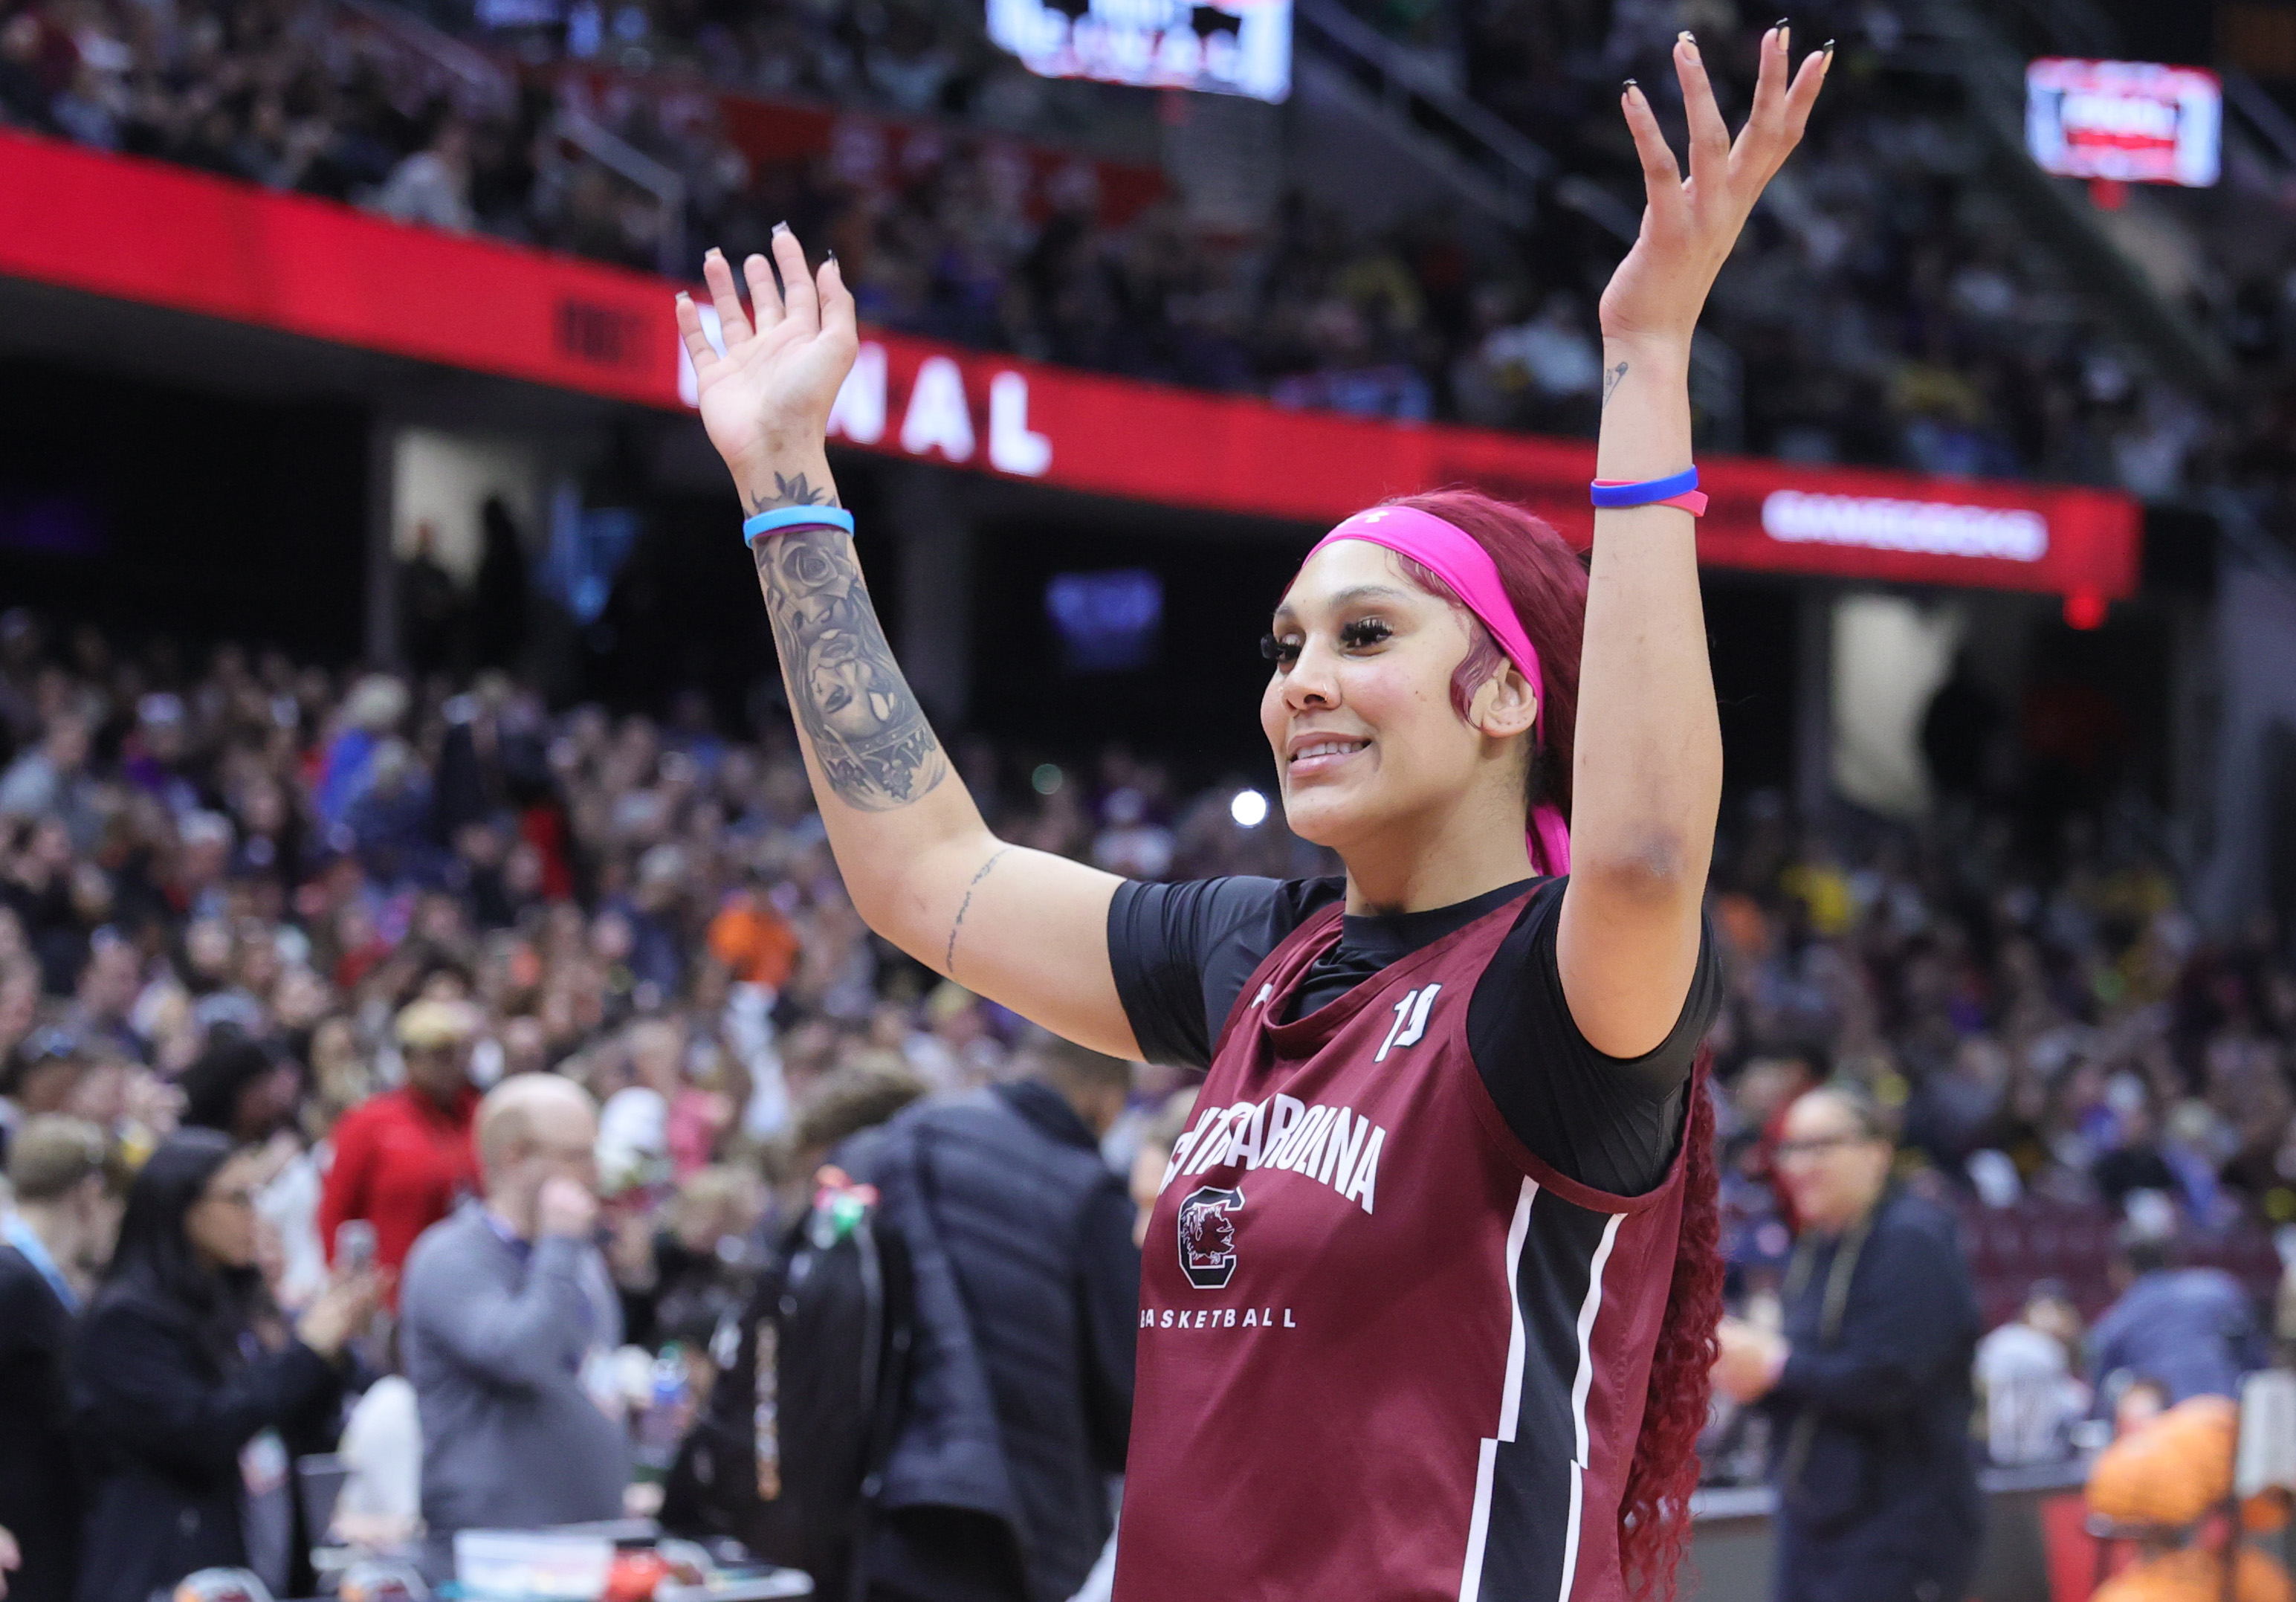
[{"left": 1112, "top": 890, "right": 1691, "bottom": 1602}]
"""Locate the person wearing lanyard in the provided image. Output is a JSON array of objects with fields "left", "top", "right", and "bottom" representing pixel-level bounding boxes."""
[
  {"left": 1713, "top": 1084, "right": 1983, "bottom": 1602},
  {"left": 0, "top": 1118, "right": 120, "bottom": 1602}
]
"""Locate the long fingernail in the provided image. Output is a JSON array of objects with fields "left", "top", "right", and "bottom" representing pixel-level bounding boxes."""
[
  {"left": 824, "top": 248, "right": 838, "bottom": 262},
  {"left": 705, "top": 247, "right": 722, "bottom": 261},
  {"left": 1821, "top": 39, "right": 1835, "bottom": 61},
  {"left": 773, "top": 220, "right": 790, "bottom": 235},
  {"left": 1773, "top": 18, "right": 1789, "bottom": 46},
  {"left": 1678, "top": 30, "right": 1700, "bottom": 63}
]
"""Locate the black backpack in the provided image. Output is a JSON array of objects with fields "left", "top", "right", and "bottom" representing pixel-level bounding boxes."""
[{"left": 664, "top": 1169, "right": 913, "bottom": 1602}]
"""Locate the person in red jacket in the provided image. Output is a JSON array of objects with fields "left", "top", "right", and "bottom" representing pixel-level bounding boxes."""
[{"left": 320, "top": 1000, "right": 483, "bottom": 1285}]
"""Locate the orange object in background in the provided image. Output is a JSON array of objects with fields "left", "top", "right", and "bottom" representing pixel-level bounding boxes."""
[
  {"left": 707, "top": 895, "right": 802, "bottom": 990},
  {"left": 2089, "top": 1396, "right": 2240, "bottom": 1528},
  {"left": 2244, "top": 1489, "right": 2294, "bottom": 1534}
]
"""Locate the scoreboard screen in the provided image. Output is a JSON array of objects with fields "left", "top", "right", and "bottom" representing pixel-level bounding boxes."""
[
  {"left": 987, "top": 0, "right": 1291, "bottom": 102},
  {"left": 2026, "top": 58, "right": 2221, "bottom": 187}
]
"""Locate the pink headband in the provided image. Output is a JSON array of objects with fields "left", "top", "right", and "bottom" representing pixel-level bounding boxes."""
[{"left": 1303, "top": 506, "right": 1572, "bottom": 876}]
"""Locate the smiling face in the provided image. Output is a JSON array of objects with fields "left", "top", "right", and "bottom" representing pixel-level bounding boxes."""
[{"left": 1260, "top": 540, "right": 1536, "bottom": 859}]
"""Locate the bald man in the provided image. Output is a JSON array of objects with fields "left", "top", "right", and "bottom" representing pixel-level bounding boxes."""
[{"left": 399, "top": 1074, "right": 630, "bottom": 1572}]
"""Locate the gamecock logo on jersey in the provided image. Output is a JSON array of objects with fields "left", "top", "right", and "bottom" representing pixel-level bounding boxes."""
[{"left": 1177, "top": 1185, "right": 1244, "bottom": 1289}]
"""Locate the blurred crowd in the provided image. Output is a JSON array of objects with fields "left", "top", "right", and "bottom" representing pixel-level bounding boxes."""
[
  {"left": 0, "top": 594, "right": 2289, "bottom": 1467},
  {"left": 3, "top": 0, "right": 2283, "bottom": 513},
  {"left": 1702, "top": 790, "right": 2296, "bottom": 1277}
]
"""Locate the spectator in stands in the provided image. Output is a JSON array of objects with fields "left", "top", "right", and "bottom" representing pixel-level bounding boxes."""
[
  {"left": 0, "top": 716, "right": 93, "bottom": 847},
  {"left": 398, "top": 1073, "right": 629, "bottom": 1577},
  {"left": 1973, "top": 1282, "right": 2088, "bottom": 1467},
  {"left": 371, "top": 120, "right": 476, "bottom": 234},
  {"left": 319, "top": 998, "right": 483, "bottom": 1282},
  {"left": 0, "top": 1117, "right": 119, "bottom": 1602},
  {"left": 1713, "top": 1082, "right": 1983, "bottom": 1602},
  {"left": 0, "top": 1030, "right": 85, "bottom": 1140},
  {"left": 0, "top": 13, "right": 55, "bottom": 134},
  {"left": 2087, "top": 1227, "right": 2268, "bottom": 1409},
  {"left": 74, "top": 1129, "right": 382, "bottom": 1602},
  {"left": 844, "top": 1033, "right": 1139, "bottom": 1602},
  {"left": 177, "top": 1036, "right": 302, "bottom": 1146}
]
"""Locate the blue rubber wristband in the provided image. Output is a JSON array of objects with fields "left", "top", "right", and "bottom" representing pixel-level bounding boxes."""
[
  {"left": 743, "top": 506, "right": 855, "bottom": 546},
  {"left": 1589, "top": 467, "right": 1699, "bottom": 508}
]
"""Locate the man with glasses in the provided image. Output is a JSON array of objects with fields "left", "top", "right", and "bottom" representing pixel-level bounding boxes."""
[
  {"left": 399, "top": 1074, "right": 629, "bottom": 1577},
  {"left": 1710, "top": 1083, "right": 1984, "bottom": 1602}
]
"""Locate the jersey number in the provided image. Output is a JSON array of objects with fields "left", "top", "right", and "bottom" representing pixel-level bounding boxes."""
[{"left": 1374, "top": 984, "right": 1442, "bottom": 1062}]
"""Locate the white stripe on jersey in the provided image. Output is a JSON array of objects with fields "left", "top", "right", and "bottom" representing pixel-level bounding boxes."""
[
  {"left": 1554, "top": 1213, "right": 1624, "bottom": 1602},
  {"left": 1495, "top": 1180, "right": 1537, "bottom": 1443},
  {"left": 1458, "top": 1438, "right": 1498, "bottom": 1602},
  {"left": 1458, "top": 1178, "right": 1538, "bottom": 1602}
]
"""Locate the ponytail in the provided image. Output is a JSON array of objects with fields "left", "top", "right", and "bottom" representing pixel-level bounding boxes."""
[{"left": 1621, "top": 1050, "right": 1722, "bottom": 1598}]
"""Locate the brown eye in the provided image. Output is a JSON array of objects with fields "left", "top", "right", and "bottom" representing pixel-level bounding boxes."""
[
  {"left": 1339, "top": 618, "right": 1391, "bottom": 650},
  {"left": 1261, "top": 634, "right": 1301, "bottom": 665}
]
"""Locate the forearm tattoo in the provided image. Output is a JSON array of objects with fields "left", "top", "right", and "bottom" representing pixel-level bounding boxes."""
[{"left": 752, "top": 499, "right": 948, "bottom": 813}]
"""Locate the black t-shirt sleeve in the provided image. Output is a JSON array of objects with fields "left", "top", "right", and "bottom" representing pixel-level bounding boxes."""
[
  {"left": 1106, "top": 876, "right": 1340, "bottom": 1068},
  {"left": 1468, "top": 879, "right": 1724, "bottom": 1197}
]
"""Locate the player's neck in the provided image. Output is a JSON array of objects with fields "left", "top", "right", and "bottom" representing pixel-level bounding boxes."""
[{"left": 1340, "top": 804, "right": 1538, "bottom": 917}]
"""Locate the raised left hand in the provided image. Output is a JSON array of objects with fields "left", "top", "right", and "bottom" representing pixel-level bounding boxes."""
[{"left": 1598, "top": 25, "right": 1830, "bottom": 353}]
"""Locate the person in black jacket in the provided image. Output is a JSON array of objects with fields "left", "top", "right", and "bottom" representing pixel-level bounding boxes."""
[
  {"left": 0, "top": 1117, "right": 121, "bottom": 1602},
  {"left": 71, "top": 1130, "right": 382, "bottom": 1602},
  {"left": 1713, "top": 1083, "right": 1983, "bottom": 1602},
  {"left": 845, "top": 1034, "right": 1140, "bottom": 1602}
]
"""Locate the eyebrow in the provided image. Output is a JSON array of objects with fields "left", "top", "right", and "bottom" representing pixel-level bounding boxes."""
[{"left": 1270, "top": 583, "right": 1417, "bottom": 624}]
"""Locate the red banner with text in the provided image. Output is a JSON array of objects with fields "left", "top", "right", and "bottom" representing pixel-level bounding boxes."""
[{"left": 0, "top": 129, "right": 2140, "bottom": 599}]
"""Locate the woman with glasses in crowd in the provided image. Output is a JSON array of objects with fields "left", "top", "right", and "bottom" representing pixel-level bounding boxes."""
[{"left": 72, "top": 1128, "right": 381, "bottom": 1602}]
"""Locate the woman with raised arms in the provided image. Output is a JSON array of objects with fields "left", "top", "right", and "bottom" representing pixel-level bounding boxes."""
[{"left": 678, "top": 27, "right": 1826, "bottom": 1601}]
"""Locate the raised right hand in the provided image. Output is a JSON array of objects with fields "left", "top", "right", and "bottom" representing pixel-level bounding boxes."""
[{"left": 675, "top": 226, "right": 858, "bottom": 506}]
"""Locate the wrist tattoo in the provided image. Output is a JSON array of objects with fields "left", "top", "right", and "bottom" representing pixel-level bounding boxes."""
[
  {"left": 746, "top": 471, "right": 837, "bottom": 515},
  {"left": 945, "top": 846, "right": 1012, "bottom": 975},
  {"left": 1601, "top": 361, "right": 1629, "bottom": 410},
  {"left": 754, "top": 527, "right": 946, "bottom": 812}
]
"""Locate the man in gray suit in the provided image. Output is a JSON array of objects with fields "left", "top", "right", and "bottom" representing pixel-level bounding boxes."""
[{"left": 401, "top": 1073, "right": 630, "bottom": 1570}]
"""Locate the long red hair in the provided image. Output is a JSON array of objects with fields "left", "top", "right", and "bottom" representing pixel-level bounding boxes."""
[{"left": 1386, "top": 488, "right": 1724, "bottom": 1598}]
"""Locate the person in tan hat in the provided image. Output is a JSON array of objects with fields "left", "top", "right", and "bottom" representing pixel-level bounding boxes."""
[{"left": 317, "top": 999, "right": 486, "bottom": 1289}]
